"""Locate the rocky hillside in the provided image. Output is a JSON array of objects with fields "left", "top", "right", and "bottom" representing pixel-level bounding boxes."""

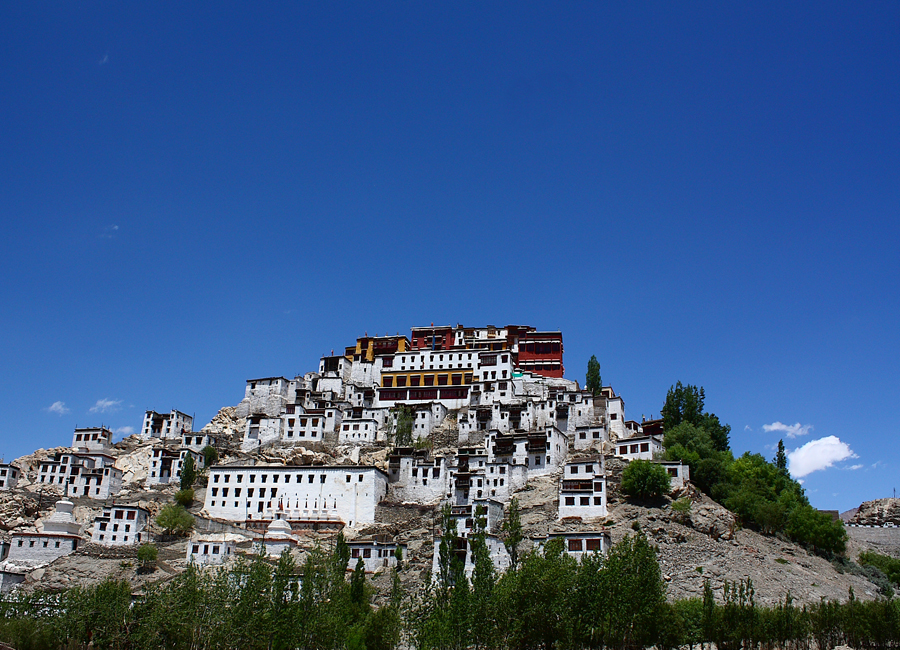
[{"left": 0, "top": 407, "right": 891, "bottom": 607}]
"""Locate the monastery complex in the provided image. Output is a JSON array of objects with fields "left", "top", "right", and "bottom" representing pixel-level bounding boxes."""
[{"left": 1, "top": 323, "right": 688, "bottom": 584}]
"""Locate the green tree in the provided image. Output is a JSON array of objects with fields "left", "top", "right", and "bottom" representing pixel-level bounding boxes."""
[
  {"left": 598, "top": 533, "right": 667, "bottom": 650},
  {"left": 180, "top": 453, "right": 196, "bottom": 490},
  {"left": 202, "top": 445, "right": 219, "bottom": 468},
  {"left": 174, "top": 488, "right": 194, "bottom": 507},
  {"left": 586, "top": 355, "right": 602, "bottom": 396},
  {"left": 774, "top": 439, "right": 788, "bottom": 471},
  {"left": 662, "top": 382, "right": 730, "bottom": 452},
  {"left": 621, "top": 459, "right": 671, "bottom": 500},
  {"left": 156, "top": 504, "right": 194, "bottom": 536},
  {"left": 391, "top": 405, "right": 415, "bottom": 448},
  {"left": 499, "top": 497, "right": 523, "bottom": 570},
  {"left": 784, "top": 504, "right": 847, "bottom": 556},
  {"left": 137, "top": 543, "right": 158, "bottom": 568}
]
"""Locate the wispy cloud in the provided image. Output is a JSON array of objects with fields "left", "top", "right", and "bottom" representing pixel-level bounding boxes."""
[
  {"left": 46, "top": 401, "right": 70, "bottom": 415},
  {"left": 99, "top": 53, "right": 108, "bottom": 65},
  {"left": 100, "top": 224, "right": 119, "bottom": 239},
  {"left": 89, "top": 398, "right": 122, "bottom": 414},
  {"left": 744, "top": 425, "right": 752, "bottom": 432},
  {"left": 788, "top": 436, "right": 857, "bottom": 478},
  {"left": 763, "top": 421, "right": 813, "bottom": 439},
  {"left": 844, "top": 464, "right": 864, "bottom": 471},
  {"left": 114, "top": 426, "right": 135, "bottom": 436}
]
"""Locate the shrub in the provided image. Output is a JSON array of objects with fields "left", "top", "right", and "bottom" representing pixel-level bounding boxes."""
[
  {"left": 156, "top": 504, "right": 194, "bottom": 536},
  {"left": 137, "top": 543, "right": 158, "bottom": 567},
  {"left": 621, "top": 459, "right": 671, "bottom": 499},
  {"left": 202, "top": 445, "right": 218, "bottom": 467},
  {"left": 174, "top": 488, "right": 194, "bottom": 507},
  {"left": 671, "top": 497, "right": 692, "bottom": 523}
]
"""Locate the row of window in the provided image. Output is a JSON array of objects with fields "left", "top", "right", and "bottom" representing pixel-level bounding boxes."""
[
  {"left": 563, "top": 496, "right": 604, "bottom": 506},
  {"left": 17, "top": 538, "right": 77, "bottom": 550},
  {"left": 213, "top": 472, "right": 368, "bottom": 485},
  {"left": 619, "top": 443, "right": 651, "bottom": 454}
]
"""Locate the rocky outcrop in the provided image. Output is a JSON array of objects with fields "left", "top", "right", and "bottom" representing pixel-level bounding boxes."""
[{"left": 848, "top": 498, "right": 900, "bottom": 527}]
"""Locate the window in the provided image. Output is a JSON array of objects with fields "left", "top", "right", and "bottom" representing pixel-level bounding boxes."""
[
  {"left": 586, "top": 538, "right": 602, "bottom": 551},
  {"left": 580, "top": 497, "right": 590, "bottom": 506},
  {"left": 363, "top": 548, "right": 371, "bottom": 558},
  {"left": 640, "top": 443, "right": 650, "bottom": 453},
  {"left": 565, "top": 496, "right": 575, "bottom": 506},
  {"left": 568, "top": 538, "right": 583, "bottom": 551}
]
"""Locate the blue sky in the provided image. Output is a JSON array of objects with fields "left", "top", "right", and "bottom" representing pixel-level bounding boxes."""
[{"left": 1, "top": 3, "right": 897, "bottom": 512}]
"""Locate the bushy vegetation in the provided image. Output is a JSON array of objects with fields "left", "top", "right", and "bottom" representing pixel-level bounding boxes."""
[
  {"left": 137, "top": 543, "right": 158, "bottom": 569},
  {"left": 3, "top": 534, "right": 899, "bottom": 650},
  {"left": 201, "top": 444, "right": 218, "bottom": 467},
  {"left": 156, "top": 504, "right": 194, "bottom": 536},
  {"left": 621, "top": 459, "right": 671, "bottom": 500},
  {"left": 179, "top": 454, "right": 196, "bottom": 490},
  {"left": 174, "top": 488, "right": 195, "bottom": 507},
  {"left": 661, "top": 382, "right": 847, "bottom": 556}
]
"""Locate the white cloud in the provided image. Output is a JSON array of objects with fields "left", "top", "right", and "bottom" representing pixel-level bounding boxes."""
[
  {"left": 763, "top": 421, "right": 813, "bottom": 438},
  {"left": 46, "top": 401, "right": 70, "bottom": 415},
  {"left": 100, "top": 224, "right": 119, "bottom": 239},
  {"left": 844, "top": 464, "right": 864, "bottom": 471},
  {"left": 744, "top": 425, "right": 752, "bottom": 431},
  {"left": 114, "top": 426, "right": 135, "bottom": 436},
  {"left": 99, "top": 53, "right": 108, "bottom": 65},
  {"left": 89, "top": 398, "right": 122, "bottom": 414},
  {"left": 788, "top": 436, "right": 857, "bottom": 478}
]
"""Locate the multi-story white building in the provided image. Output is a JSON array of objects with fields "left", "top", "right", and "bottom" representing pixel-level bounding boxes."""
[
  {"left": 558, "top": 458, "right": 607, "bottom": 520},
  {"left": 148, "top": 447, "right": 203, "bottom": 487},
  {"left": 141, "top": 410, "right": 193, "bottom": 440},
  {"left": 386, "top": 448, "right": 449, "bottom": 503},
  {"left": 5, "top": 499, "right": 83, "bottom": 568},
  {"left": 38, "top": 452, "right": 122, "bottom": 499},
  {"left": 0, "top": 464, "right": 20, "bottom": 490},
  {"left": 543, "top": 531, "right": 611, "bottom": 560},
  {"left": 348, "top": 536, "right": 407, "bottom": 573},
  {"left": 182, "top": 432, "right": 217, "bottom": 451},
  {"left": 486, "top": 428, "right": 567, "bottom": 477},
  {"left": 72, "top": 427, "right": 112, "bottom": 451},
  {"left": 339, "top": 418, "right": 379, "bottom": 444},
  {"left": 236, "top": 377, "right": 290, "bottom": 419},
  {"left": 186, "top": 535, "right": 236, "bottom": 566},
  {"left": 203, "top": 465, "right": 389, "bottom": 528},
  {"left": 615, "top": 435, "right": 664, "bottom": 461},
  {"left": 91, "top": 505, "right": 150, "bottom": 546}
]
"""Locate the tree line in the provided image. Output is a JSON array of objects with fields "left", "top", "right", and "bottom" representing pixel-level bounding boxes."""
[
  {"left": 3, "top": 524, "right": 900, "bottom": 650},
  {"left": 659, "top": 382, "right": 846, "bottom": 556}
]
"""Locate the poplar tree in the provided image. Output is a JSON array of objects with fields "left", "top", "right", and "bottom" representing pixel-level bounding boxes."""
[{"left": 586, "top": 355, "right": 602, "bottom": 396}]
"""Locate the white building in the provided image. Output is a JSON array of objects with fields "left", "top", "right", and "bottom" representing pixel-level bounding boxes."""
[
  {"left": 38, "top": 452, "right": 122, "bottom": 499},
  {"left": 141, "top": 410, "right": 193, "bottom": 440},
  {"left": 431, "top": 533, "right": 511, "bottom": 579},
  {"left": 387, "top": 449, "right": 449, "bottom": 503},
  {"left": 186, "top": 535, "right": 236, "bottom": 566},
  {"left": 236, "top": 377, "right": 290, "bottom": 419},
  {"left": 339, "top": 418, "right": 379, "bottom": 444},
  {"left": 573, "top": 425, "right": 607, "bottom": 450},
  {"left": 601, "top": 387, "right": 626, "bottom": 441},
  {"left": 203, "top": 465, "right": 389, "bottom": 528},
  {"left": 543, "top": 531, "right": 611, "bottom": 561},
  {"left": 72, "top": 427, "right": 112, "bottom": 451},
  {"left": 348, "top": 536, "right": 407, "bottom": 573},
  {"left": 0, "top": 464, "right": 21, "bottom": 490},
  {"left": 5, "top": 499, "right": 83, "bottom": 569},
  {"left": 615, "top": 435, "right": 664, "bottom": 461},
  {"left": 91, "top": 505, "right": 150, "bottom": 546},
  {"left": 148, "top": 447, "right": 203, "bottom": 487},
  {"left": 243, "top": 414, "right": 283, "bottom": 450},
  {"left": 486, "top": 428, "right": 567, "bottom": 477},
  {"left": 658, "top": 460, "right": 691, "bottom": 490},
  {"left": 558, "top": 459, "right": 607, "bottom": 520},
  {"left": 183, "top": 432, "right": 217, "bottom": 451}
]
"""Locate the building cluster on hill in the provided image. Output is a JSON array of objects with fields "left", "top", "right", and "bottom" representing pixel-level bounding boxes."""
[{"left": 1, "top": 323, "right": 686, "bottom": 582}]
